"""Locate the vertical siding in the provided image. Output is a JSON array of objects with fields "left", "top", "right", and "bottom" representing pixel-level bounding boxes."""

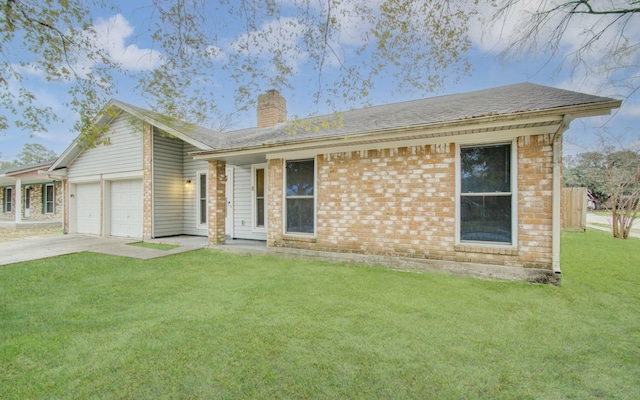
[
  {"left": 182, "top": 143, "right": 209, "bottom": 236},
  {"left": 68, "top": 113, "right": 143, "bottom": 178},
  {"left": 153, "top": 133, "right": 184, "bottom": 237},
  {"left": 233, "top": 164, "right": 267, "bottom": 241}
]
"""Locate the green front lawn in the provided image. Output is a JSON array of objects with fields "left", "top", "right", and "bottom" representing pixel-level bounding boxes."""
[{"left": 1, "top": 230, "right": 639, "bottom": 399}]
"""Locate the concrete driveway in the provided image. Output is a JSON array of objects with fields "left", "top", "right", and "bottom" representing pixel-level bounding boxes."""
[
  {"left": 0, "top": 234, "right": 207, "bottom": 266},
  {"left": 586, "top": 213, "right": 640, "bottom": 238}
]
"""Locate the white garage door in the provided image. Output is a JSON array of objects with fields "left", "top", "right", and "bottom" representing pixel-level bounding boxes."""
[
  {"left": 76, "top": 182, "right": 101, "bottom": 235},
  {"left": 111, "top": 179, "right": 143, "bottom": 238}
]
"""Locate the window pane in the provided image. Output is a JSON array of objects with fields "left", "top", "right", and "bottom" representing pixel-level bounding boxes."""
[
  {"left": 286, "top": 160, "right": 314, "bottom": 196},
  {"left": 286, "top": 198, "right": 314, "bottom": 233},
  {"left": 461, "top": 145, "right": 510, "bottom": 193},
  {"left": 461, "top": 195, "right": 512, "bottom": 243},
  {"left": 256, "top": 168, "right": 264, "bottom": 197},
  {"left": 5, "top": 188, "right": 12, "bottom": 212},
  {"left": 200, "top": 199, "right": 207, "bottom": 224},
  {"left": 199, "top": 174, "right": 207, "bottom": 224},
  {"left": 200, "top": 174, "right": 207, "bottom": 199},
  {"left": 256, "top": 198, "right": 265, "bottom": 227},
  {"left": 46, "top": 185, "right": 54, "bottom": 213}
]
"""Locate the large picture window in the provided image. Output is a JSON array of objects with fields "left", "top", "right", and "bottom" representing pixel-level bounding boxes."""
[
  {"left": 3, "top": 187, "right": 12, "bottom": 213},
  {"left": 459, "top": 143, "right": 514, "bottom": 244},
  {"left": 285, "top": 159, "right": 315, "bottom": 234}
]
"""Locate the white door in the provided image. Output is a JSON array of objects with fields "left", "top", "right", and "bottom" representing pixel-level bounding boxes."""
[
  {"left": 76, "top": 182, "right": 101, "bottom": 235},
  {"left": 111, "top": 179, "right": 143, "bottom": 238},
  {"left": 225, "top": 167, "right": 234, "bottom": 237}
]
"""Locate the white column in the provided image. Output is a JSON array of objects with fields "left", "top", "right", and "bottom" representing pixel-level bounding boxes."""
[{"left": 14, "top": 178, "right": 22, "bottom": 223}]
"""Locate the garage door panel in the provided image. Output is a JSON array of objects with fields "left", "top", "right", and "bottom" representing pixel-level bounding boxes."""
[
  {"left": 76, "top": 183, "right": 100, "bottom": 235},
  {"left": 111, "top": 179, "right": 143, "bottom": 238}
]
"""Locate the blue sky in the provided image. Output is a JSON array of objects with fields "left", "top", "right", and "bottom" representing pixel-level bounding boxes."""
[{"left": 1, "top": 1, "right": 638, "bottom": 161}]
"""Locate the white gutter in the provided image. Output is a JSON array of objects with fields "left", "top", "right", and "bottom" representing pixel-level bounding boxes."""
[{"left": 552, "top": 114, "right": 573, "bottom": 278}]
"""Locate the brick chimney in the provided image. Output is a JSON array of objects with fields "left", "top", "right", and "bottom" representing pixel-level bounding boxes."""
[{"left": 257, "top": 90, "right": 287, "bottom": 128}]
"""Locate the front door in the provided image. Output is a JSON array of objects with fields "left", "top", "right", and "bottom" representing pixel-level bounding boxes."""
[{"left": 24, "top": 187, "right": 31, "bottom": 218}]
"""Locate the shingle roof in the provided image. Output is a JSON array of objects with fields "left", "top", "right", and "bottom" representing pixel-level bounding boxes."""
[
  {"left": 204, "top": 82, "right": 618, "bottom": 151},
  {"left": 0, "top": 160, "right": 55, "bottom": 175},
  {"left": 49, "top": 82, "right": 621, "bottom": 172},
  {"left": 108, "top": 100, "right": 221, "bottom": 149}
]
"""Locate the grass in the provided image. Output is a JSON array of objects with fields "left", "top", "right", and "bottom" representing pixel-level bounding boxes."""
[
  {"left": 1, "top": 230, "right": 639, "bottom": 399},
  {"left": 128, "top": 241, "right": 180, "bottom": 251}
]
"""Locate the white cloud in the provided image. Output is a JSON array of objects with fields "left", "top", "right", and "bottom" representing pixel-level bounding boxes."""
[{"left": 92, "top": 14, "right": 162, "bottom": 71}]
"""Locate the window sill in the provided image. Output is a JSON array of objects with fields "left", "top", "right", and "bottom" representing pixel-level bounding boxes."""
[
  {"left": 282, "top": 234, "right": 316, "bottom": 243},
  {"left": 455, "top": 244, "right": 519, "bottom": 256}
]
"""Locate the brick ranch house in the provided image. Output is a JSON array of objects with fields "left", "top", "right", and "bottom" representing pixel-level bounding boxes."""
[
  {"left": 48, "top": 83, "right": 620, "bottom": 282},
  {"left": 0, "top": 161, "right": 63, "bottom": 226}
]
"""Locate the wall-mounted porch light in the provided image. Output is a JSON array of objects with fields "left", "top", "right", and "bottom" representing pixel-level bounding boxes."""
[{"left": 185, "top": 179, "right": 192, "bottom": 187}]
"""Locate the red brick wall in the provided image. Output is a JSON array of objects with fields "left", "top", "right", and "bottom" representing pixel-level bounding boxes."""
[{"left": 268, "top": 135, "right": 555, "bottom": 270}]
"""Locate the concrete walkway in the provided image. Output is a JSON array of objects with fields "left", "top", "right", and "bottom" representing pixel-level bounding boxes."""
[
  {"left": 0, "top": 234, "right": 208, "bottom": 266},
  {"left": 0, "top": 218, "right": 62, "bottom": 229}
]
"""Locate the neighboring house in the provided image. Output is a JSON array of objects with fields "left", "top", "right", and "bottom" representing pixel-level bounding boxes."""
[
  {"left": 0, "top": 161, "right": 63, "bottom": 224},
  {"left": 48, "top": 83, "right": 620, "bottom": 282}
]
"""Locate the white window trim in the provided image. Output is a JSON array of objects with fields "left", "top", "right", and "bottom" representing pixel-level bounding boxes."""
[
  {"left": 196, "top": 171, "right": 208, "bottom": 228},
  {"left": 455, "top": 140, "right": 518, "bottom": 249},
  {"left": 45, "top": 183, "right": 55, "bottom": 214},
  {"left": 283, "top": 157, "right": 317, "bottom": 237},
  {"left": 4, "top": 187, "right": 13, "bottom": 213},
  {"left": 251, "top": 163, "right": 268, "bottom": 233}
]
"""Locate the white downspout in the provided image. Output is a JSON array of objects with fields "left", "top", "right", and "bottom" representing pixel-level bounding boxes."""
[{"left": 552, "top": 114, "right": 573, "bottom": 279}]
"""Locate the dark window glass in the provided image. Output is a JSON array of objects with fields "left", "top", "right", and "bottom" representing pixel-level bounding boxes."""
[
  {"left": 286, "top": 160, "right": 314, "bottom": 196},
  {"left": 460, "top": 195, "right": 512, "bottom": 243},
  {"left": 285, "top": 159, "right": 314, "bottom": 234},
  {"left": 45, "top": 185, "right": 55, "bottom": 213},
  {"left": 4, "top": 188, "right": 12, "bottom": 213},
  {"left": 286, "top": 198, "right": 314, "bottom": 234},
  {"left": 25, "top": 188, "right": 31, "bottom": 209},
  {"left": 460, "top": 144, "right": 512, "bottom": 244},
  {"left": 256, "top": 168, "right": 265, "bottom": 227},
  {"left": 461, "top": 145, "right": 510, "bottom": 193},
  {"left": 199, "top": 174, "right": 207, "bottom": 225}
]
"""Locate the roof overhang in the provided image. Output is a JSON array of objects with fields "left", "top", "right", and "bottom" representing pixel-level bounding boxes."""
[
  {"left": 191, "top": 100, "right": 620, "bottom": 164},
  {"left": 0, "top": 164, "right": 57, "bottom": 185}
]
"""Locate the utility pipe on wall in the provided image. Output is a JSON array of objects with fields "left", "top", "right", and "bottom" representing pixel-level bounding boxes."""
[{"left": 552, "top": 114, "right": 573, "bottom": 279}]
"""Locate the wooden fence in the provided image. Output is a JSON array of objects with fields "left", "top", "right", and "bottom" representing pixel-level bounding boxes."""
[{"left": 562, "top": 187, "right": 587, "bottom": 231}]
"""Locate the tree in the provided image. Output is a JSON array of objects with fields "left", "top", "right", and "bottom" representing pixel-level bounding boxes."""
[
  {"left": 0, "top": 152, "right": 16, "bottom": 169},
  {"left": 564, "top": 144, "right": 640, "bottom": 239},
  {"left": 1, "top": 0, "right": 479, "bottom": 145},
  {"left": 489, "top": 1, "right": 640, "bottom": 100},
  {"left": 15, "top": 143, "right": 57, "bottom": 165}
]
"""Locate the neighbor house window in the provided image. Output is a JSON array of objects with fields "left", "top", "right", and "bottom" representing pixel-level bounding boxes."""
[
  {"left": 285, "top": 159, "right": 315, "bottom": 234},
  {"left": 44, "top": 184, "right": 55, "bottom": 214},
  {"left": 459, "top": 143, "right": 514, "bottom": 245},
  {"left": 253, "top": 165, "right": 266, "bottom": 230},
  {"left": 198, "top": 172, "right": 207, "bottom": 226},
  {"left": 3, "top": 187, "right": 12, "bottom": 213}
]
